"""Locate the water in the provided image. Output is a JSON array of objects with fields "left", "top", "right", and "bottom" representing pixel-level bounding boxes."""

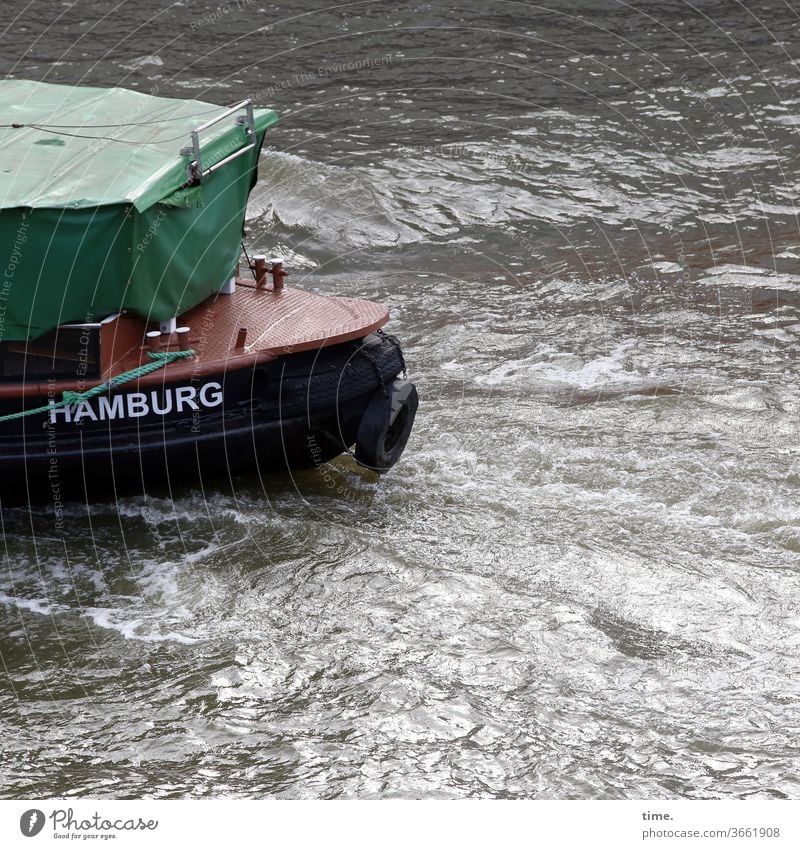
[{"left": 1, "top": 0, "right": 799, "bottom": 798}]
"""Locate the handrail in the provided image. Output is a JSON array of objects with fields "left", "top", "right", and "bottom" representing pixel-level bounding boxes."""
[
  {"left": 203, "top": 143, "right": 256, "bottom": 177},
  {"left": 181, "top": 100, "right": 256, "bottom": 183},
  {"left": 194, "top": 99, "right": 252, "bottom": 133}
]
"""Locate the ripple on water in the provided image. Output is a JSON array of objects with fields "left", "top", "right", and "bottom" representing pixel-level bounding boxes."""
[{"left": 3, "top": 0, "right": 800, "bottom": 801}]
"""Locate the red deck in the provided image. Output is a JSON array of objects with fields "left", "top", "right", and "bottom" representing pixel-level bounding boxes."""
[
  {"left": 208, "top": 279, "right": 389, "bottom": 357},
  {"left": 0, "top": 279, "right": 389, "bottom": 399}
]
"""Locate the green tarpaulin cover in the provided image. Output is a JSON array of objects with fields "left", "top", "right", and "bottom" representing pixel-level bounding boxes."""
[{"left": 0, "top": 80, "right": 277, "bottom": 340}]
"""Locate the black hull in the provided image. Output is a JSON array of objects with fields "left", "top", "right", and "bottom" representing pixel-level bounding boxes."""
[{"left": 0, "top": 333, "right": 411, "bottom": 501}]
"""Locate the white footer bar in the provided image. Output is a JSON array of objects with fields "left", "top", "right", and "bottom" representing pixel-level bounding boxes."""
[{"left": 1, "top": 799, "right": 797, "bottom": 848}]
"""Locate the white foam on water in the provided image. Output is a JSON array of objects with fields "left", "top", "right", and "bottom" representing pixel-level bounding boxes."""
[
  {"left": 83, "top": 607, "right": 199, "bottom": 644},
  {"left": 652, "top": 261, "right": 684, "bottom": 273},
  {"left": 0, "top": 592, "right": 58, "bottom": 616},
  {"left": 475, "top": 339, "right": 673, "bottom": 396},
  {"left": 697, "top": 267, "right": 800, "bottom": 291},
  {"left": 253, "top": 151, "right": 420, "bottom": 247},
  {"left": 119, "top": 54, "right": 164, "bottom": 70}
]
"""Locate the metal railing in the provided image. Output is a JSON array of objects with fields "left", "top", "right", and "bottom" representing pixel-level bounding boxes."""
[{"left": 181, "top": 100, "right": 256, "bottom": 183}]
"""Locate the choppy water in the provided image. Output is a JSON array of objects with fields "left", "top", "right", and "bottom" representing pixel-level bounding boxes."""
[{"left": 2, "top": 0, "right": 800, "bottom": 799}]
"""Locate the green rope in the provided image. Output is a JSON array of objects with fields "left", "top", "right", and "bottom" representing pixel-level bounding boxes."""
[{"left": 0, "top": 349, "right": 194, "bottom": 423}]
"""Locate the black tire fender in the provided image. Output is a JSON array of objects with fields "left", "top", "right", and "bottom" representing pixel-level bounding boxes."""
[{"left": 354, "top": 379, "right": 419, "bottom": 472}]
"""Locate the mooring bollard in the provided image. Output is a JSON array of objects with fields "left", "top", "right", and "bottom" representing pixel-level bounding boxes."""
[
  {"left": 254, "top": 254, "right": 268, "bottom": 288},
  {"left": 146, "top": 330, "right": 162, "bottom": 353},
  {"left": 176, "top": 326, "right": 191, "bottom": 351}
]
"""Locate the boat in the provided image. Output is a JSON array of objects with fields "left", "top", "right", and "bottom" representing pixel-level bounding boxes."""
[{"left": 0, "top": 81, "right": 418, "bottom": 500}]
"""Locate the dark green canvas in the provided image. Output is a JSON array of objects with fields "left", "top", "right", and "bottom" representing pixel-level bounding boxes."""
[{"left": 0, "top": 80, "right": 277, "bottom": 339}]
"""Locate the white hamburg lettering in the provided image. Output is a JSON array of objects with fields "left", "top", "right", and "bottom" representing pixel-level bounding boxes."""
[{"left": 49, "top": 382, "right": 224, "bottom": 424}]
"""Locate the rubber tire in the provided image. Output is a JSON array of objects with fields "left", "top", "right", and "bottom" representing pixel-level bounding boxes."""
[
  {"left": 253, "top": 333, "right": 406, "bottom": 419},
  {"left": 354, "top": 379, "right": 419, "bottom": 472}
]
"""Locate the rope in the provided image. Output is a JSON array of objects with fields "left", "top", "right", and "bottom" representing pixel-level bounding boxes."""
[
  {"left": 0, "top": 349, "right": 194, "bottom": 424},
  {"left": 356, "top": 341, "right": 390, "bottom": 399},
  {"left": 9, "top": 123, "right": 198, "bottom": 147},
  {"left": 376, "top": 329, "right": 407, "bottom": 379},
  {"left": 241, "top": 241, "right": 257, "bottom": 281},
  {"left": 2, "top": 108, "right": 223, "bottom": 130}
]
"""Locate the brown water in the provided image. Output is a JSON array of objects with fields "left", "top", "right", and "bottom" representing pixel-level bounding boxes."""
[{"left": 1, "top": 0, "right": 799, "bottom": 799}]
